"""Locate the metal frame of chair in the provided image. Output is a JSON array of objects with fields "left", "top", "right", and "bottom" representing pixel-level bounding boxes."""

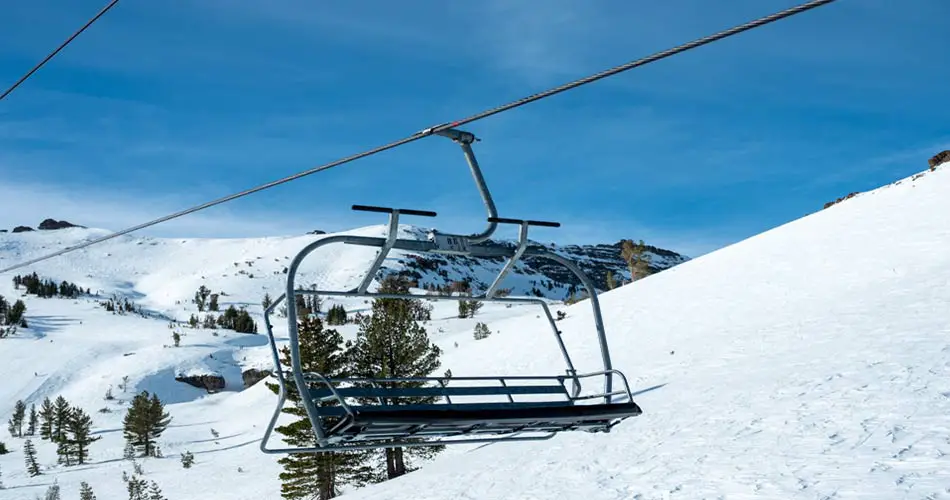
[{"left": 261, "top": 129, "right": 641, "bottom": 454}]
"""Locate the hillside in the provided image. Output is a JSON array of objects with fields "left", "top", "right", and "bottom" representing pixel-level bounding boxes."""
[
  {"left": 331, "top": 166, "right": 950, "bottom": 499},
  {"left": 0, "top": 220, "right": 682, "bottom": 499},
  {"left": 1, "top": 164, "right": 949, "bottom": 499},
  {"left": 0, "top": 224, "right": 686, "bottom": 307}
]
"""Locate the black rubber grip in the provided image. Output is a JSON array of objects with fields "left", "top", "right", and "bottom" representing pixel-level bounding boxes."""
[
  {"left": 488, "top": 217, "right": 560, "bottom": 228},
  {"left": 352, "top": 205, "right": 437, "bottom": 217},
  {"left": 488, "top": 217, "right": 523, "bottom": 225},
  {"left": 352, "top": 204, "right": 392, "bottom": 213},
  {"left": 399, "top": 208, "right": 437, "bottom": 217}
]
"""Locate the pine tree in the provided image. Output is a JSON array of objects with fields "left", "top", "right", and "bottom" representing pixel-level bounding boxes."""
[
  {"left": 147, "top": 481, "right": 166, "bottom": 500},
  {"left": 620, "top": 239, "right": 652, "bottom": 281},
  {"left": 457, "top": 298, "right": 482, "bottom": 318},
  {"left": 123, "top": 441, "right": 135, "bottom": 460},
  {"left": 122, "top": 391, "right": 171, "bottom": 457},
  {"left": 194, "top": 285, "right": 210, "bottom": 312},
  {"left": 5, "top": 299, "right": 26, "bottom": 326},
  {"left": 9, "top": 400, "right": 26, "bottom": 437},
  {"left": 27, "top": 404, "right": 37, "bottom": 436},
  {"left": 180, "top": 450, "right": 195, "bottom": 468},
  {"left": 24, "top": 438, "right": 40, "bottom": 476},
  {"left": 124, "top": 473, "right": 148, "bottom": 500},
  {"left": 348, "top": 275, "right": 443, "bottom": 479},
  {"left": 57, "top": 434, "right": 72, "bottom": 466},
  {"left": 79, "top": 481, "right": 97, "bottom": 500},
  {"left": 606, "top": 270, "right": 617, "bottom": 290},
  {"left": 294, "top": 295, "right": 309, "bottom": 318},
  {"left": 44, "top": 481, "right": 61, "bottom": 500},
  {"left": 326, "top": 304, "right": 347, "bottom": 325},
  {"left": 208, "top": 293, "right": 219, "bottom": 312},
  {"left": 66, "top": 407, "right": 100, "bottom": 465},
  {"left": 52, "top": 396, "right": 70, "bottom": 442},
  {"left": 262, "top": 293, "right": 273, "bottom": 310},
  {"left": 473, "top": 322, "right": 491, "bottom": 340},
  {"left": 39, "top": 397, "right": 54, "bottom": 440},
  {"left": 266, "top": 315, "right": 373, "bottom": 499}
]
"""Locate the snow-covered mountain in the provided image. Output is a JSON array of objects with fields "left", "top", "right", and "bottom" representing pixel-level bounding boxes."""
[
  {"left": 1, "top": 163, "right": 949, "bottom": 499},
  {"left": 0, "top": 223, "right": 687, "bottom": 306}
]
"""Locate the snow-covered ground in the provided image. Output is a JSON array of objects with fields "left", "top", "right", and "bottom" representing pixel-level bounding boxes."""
[{"left": 2, "top": 165, "right": 950, "bottom": 499}]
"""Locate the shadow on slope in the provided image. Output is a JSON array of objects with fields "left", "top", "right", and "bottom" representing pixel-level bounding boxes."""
[{"left": 25, "top": 314, "right": 77, "bottom": 336}]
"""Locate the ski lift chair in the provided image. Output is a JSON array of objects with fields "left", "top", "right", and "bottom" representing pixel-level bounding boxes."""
[{"left": 261, "top": 129, "right": 641, "bottom": 454}]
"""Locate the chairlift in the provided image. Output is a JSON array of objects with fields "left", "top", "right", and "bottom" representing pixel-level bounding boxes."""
[{"left": 261, "top": 129, "right": 641, "bottom": 453}]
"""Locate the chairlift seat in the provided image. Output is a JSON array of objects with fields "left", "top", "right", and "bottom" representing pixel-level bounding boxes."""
[{"left": 304, "top": 377, "right": 642, "bottom": 444}]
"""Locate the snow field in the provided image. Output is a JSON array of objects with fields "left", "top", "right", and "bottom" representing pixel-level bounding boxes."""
[{"left": 1, "top": 166, "right": 949, "bottom": 498}]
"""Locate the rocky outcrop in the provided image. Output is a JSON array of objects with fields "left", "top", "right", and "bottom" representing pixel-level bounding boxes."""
[
  {"left": 391, "top": 236, "right": 689, "bottom": 298},
  {"left": 823, "top": 192, "right": 860, "bottom": 210},
  {"left": 38, "top": 218, "right": 83, "bottom": 230},
  {"left": 12, "top": 226, "right": 34, "bottom": 233},
  {"left": 241, "top": 368, "right": 272, "bottom": 389},
  {"left": 929, "top": 150, "right": 950, "bottom": 171},
  {"left": 175, "top": 374, "right": 226, "bottom": 393}
]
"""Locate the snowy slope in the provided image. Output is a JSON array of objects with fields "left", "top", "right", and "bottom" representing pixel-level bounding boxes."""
[
  {"left": 0, "top": 220, "right": 674, "bottom": 498},
  {"left": 333, "top": 167, "right": 950, "bottom": 499},
  {"left": 1, "top": 165, "right": 949, "bottom": 499}
]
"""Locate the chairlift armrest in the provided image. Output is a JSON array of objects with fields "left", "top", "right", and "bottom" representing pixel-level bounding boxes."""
[
  {"left": 352, "top": 205, "right": 437, "bottom": 217},
  {"left": 488, "top": 217, "right": 560, "bottom": 228}
]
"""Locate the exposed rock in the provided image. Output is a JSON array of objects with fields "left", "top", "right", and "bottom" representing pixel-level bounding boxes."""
[
  {"left": 389, "top": 235, "right": 689, "bottom": 298},
  {"left": 241, "top": 368, "right": 272, "bottom": 389},
  {"left": 175, "top": 374, "right": 226, "bottom": 393},
  {"left": 823, "top": 192, "right": 859, "bottom": 210},
  {"left": 38, "top": 218, "right": 84, "bottom": 230},
  {"left": 308, "top": 229, "right": 327, "bottom": 235},
  {"left": 0, "top": 229, "right": 6, "bottom": 233},
  {"left": 12, "top": 226, "right": 34, "bottom": 233},
  {"left": 928, "top": 150, "right": 950, "bottom": 171}
]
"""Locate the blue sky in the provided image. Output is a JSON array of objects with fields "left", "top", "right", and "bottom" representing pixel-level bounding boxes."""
[{"left": 1, "top": 0, "right": 948, "bottom": 257}]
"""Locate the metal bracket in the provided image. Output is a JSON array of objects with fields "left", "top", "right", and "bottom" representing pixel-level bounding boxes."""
[
  {"left": 484, "top": 220, "right": 530, "bottom": 299},
  {"left": 434, "top": 128, "right": 498, "bottom": 244},
  {"left": 427, "top": 231, "right": 472, "bottom": 255}
]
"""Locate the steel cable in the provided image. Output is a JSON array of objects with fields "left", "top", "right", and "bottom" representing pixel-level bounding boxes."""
[{"left": 0, "top": 0, "right": 121, "bottom": 102}]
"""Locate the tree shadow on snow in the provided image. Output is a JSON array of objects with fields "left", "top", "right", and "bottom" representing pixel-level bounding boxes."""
[
  {"left": 225, "top": 334, "right": 269, "bottom": 348},
  {"left": 24, "top": 315, "right": 77, "bottom": 336},
  {"left": 1, "top": 481, "right": 57, "bottom": 490},
  {"left": 185, "top": 432, "right": 241, "bottom": 444},
  {"left": 193, "top": 438, "right": 260, "bottom": 454}
]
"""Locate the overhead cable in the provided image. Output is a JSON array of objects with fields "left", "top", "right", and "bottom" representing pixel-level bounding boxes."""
[{"left": 0, "top": 0, "right": 121, "bottom": 102}]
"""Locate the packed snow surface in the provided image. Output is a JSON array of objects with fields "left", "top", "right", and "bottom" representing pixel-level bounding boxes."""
[{"left": 1, "top": 166, "right": 949, "bottom": 499}]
